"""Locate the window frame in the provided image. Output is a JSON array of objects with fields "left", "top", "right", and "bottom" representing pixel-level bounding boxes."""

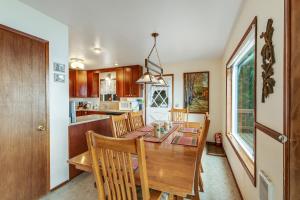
[{"left": 226, "top": 16, "right": 257, "bottom": 186}]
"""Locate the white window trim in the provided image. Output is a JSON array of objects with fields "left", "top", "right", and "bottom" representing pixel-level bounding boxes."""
[{"left": 231, "top": 34, "right": 255, "bottom": 161}]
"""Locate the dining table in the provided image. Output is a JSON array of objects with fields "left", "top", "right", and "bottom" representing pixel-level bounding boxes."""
[{"left": 68, "top": 121, "right": 203, "bottom": 198}]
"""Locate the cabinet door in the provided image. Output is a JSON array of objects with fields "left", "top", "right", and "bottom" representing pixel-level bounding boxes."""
[
  {"left": 116, "top": 68, "right": 124, "bottom": 98},
  {"left": 87, "top": 71, "right": 99, "bottom": 97},
  {"left": 69, "top": 69, "right": 76, "bottom": 97},
  {"left": 123, "top": 67, "right": 132, "bottom": 97},
  {"left": 131, "top": 66, "right": 143, "bottom": 97},
  {"left": 75, "top": 70, "right": 87, "bottom": 97}
]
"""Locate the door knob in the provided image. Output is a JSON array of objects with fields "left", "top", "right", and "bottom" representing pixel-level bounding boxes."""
[{"left": 37, "top": 125, "right": 46, "bottom": 131}]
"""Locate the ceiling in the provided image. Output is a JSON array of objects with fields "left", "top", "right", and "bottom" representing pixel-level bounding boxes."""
[{"left": 21, "top": 0, "right": 243, "bottom": 69}]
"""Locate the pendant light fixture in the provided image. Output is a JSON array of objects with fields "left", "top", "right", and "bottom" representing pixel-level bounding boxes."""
[
  {"left": 70, "top": 58, "right": 85, "bottom": 69},
  {"left": 136, "top": 33, "right": 168, "bottom": 86}
]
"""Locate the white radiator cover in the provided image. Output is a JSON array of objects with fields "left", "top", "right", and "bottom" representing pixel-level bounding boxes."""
[{"left": 259, "top": 171, "right": 274, "bottom": 200}]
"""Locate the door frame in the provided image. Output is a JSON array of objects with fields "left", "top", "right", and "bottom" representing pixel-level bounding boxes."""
[
  {"left": 0, "top": 24, "right": 50, "bottom": 191},
  {"left": 144, "top": 74, "right": 174, "bottom": 124}
]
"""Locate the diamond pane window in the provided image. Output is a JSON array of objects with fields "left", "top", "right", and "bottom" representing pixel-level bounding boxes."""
[{"left": 151, "top": 89, "right": 168, "bottom": 108}]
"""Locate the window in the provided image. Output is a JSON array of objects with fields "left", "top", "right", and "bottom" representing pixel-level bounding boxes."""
[
  {"left": 150, "top": 88, "right": 169, "bottom": 108},
  {"left": 232, "top": 46, "right": 255, "bottom": 158},
  {"left": 226, "top": 17, "right": 257, "bottom": 185}
]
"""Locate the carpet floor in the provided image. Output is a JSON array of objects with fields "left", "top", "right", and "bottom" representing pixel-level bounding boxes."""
[{"left": 41, "top": 150, "right": 242, "bottom": 200}]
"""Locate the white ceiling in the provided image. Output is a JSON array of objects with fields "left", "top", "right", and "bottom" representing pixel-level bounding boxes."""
[{"left": 21, "top": 0, "right": 243, "bottom": 69}]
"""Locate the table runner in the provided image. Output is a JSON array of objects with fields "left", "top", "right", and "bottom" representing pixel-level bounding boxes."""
[{"left": 143, "top": 125, "right": 179, "bottom": 143}]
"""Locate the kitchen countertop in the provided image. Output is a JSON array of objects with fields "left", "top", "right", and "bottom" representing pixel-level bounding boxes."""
[
  {"left": 69, "top": 114, "right": 110, "bottom": 126},
  {"left": 76, "top": 108, "right": 131, "bottom": 113}
]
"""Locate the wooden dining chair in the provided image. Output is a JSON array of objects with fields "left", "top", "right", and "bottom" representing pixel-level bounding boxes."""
[
  {"left": 169, "top": 108, "right": 189, "bottom": 122},
  {"left": 200, "top": 113, "right": 209, "bottom": 173},
  {"left": 111, "top": 113, "right": 131, "bottom": 138},
  {"left": 171, "top": 119, "right": 210, "bottom": 200},
  {"left": 129, "top": 111, "right": 145, "bottom": 131},
  {"left": 194, "top": 118, "right": 210, "bottom": 198},
  {"left": 86, "top": 131, "right": 162, "bottom": 200}
]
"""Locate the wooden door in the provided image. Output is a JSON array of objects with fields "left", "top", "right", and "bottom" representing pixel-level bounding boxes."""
[
  {"left": 285, "top": 0, "right": 300, "bottom": 199},
  {"left": 123, "top": 67, "right": 132, "bottom": 97},
  {"left": 0, "top": 25, "right": 49, "bottom": 199}
]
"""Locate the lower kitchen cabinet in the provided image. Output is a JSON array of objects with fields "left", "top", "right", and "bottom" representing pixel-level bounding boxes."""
[{"left": 68, "top": 118, "right": 112, "bottom": 179}]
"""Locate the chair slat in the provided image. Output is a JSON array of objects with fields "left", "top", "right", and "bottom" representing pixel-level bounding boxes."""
[
  {"left": 86, "top": 131, "right": 162, "bottom": 200},
  {"left": 111, "top": 114, "right": 131, "bottom": 138},
  {"left": 129, "top": 111, "right": 144, "bottom": 131}
]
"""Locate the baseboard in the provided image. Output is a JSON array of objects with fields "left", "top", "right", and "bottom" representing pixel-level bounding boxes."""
[
  {"left": 50, "top": 180, "right": 69, "bottom": 191},
  {"left": 224, "top": 150, "right": 244, "bottom": 200}
]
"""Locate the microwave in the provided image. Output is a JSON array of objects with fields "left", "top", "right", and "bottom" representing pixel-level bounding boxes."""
[{"left": 119, "top": 101, "right": 139, "bottom": 111}]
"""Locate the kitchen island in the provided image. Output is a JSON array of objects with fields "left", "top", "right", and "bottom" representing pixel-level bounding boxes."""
[{"left": 68, "top": 114, "right": 112, "bottom": 179}]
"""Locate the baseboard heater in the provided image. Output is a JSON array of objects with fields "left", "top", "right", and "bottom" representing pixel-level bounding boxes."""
[{"left": 259, "top": 170, "right": 274, "bottom": 200}]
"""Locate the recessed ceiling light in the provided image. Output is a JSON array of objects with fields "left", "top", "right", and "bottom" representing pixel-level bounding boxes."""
[
  {"left": 70, "top": 58, "right": 85, "bottom": 69},
  {"left": 93, "top": 47, "right": 102, "bottom": 54},
  {"left": 114, "top": 63, "right": 119, "bottom": 66}
]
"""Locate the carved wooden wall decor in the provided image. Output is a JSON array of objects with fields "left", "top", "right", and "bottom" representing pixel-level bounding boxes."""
[{"left": 260, "top": 18, "right": 276, "bottom": 103}]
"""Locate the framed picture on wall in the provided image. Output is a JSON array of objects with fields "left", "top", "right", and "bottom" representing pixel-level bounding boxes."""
[{"left": 183, "top": 71, "right": 209, "bottom": 114}]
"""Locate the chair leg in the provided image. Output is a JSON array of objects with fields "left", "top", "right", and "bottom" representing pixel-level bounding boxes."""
[
  {"left": 198, "top": 174, "right": 204, "bottom": 192},
  {"left": 200, "top": 161, "right": 203, "bottom": 173}
]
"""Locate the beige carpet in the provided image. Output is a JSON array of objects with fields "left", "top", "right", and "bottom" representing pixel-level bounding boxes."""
[{"left": 41, "top": 150, "right": 241, "bottom": 200}]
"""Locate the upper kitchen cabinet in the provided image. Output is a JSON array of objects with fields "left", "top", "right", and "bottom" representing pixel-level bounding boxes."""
[
  {"left": 116, "top": 67, "right": 124, "bottom": 98},
  {"left": 69, "top": 69, "right": 87, "bottom": 98},
  {"left": 69, "top": 69, "right": 99, "bottom": 98},
  {"left": 123, "top": 65, "right": 143, "bottom": 97},
  {"left": 87, "top": 71, "right": 99, "bottom": 97}
]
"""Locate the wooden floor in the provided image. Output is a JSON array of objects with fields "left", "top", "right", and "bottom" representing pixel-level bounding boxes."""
[{"left": 41, "top": 150, "right": 242, "bottom": 200}]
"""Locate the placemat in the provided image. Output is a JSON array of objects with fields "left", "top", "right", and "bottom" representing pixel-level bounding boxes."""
[
  {"left": 178, "top": 127, "right": 199, "bottom": 134},
  {"left": 171, "top": 136, "right": 198, "bottom": 147},
  {"left": 136, "top": 126, "right": 154, "bottom": 132}
]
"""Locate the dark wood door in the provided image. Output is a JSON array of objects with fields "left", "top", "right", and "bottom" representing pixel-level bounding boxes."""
[
  {"left": 0, "top": 25, "right": 49, "bottom": 199},
  {"left": 285, "top": 0, "right": 300, "bottom": 199}
]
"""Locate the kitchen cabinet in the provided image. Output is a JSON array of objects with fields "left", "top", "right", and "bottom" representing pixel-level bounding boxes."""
[
  {"left": 69, "top": 70, "right": 99, "bottom": 98},
  {"left": 69, "top": 65, "right": 142, "bottom": 98},
  {"left": 123, "top": 65, "right": 143, "bottom": 97},
  {"left": 87, "top": 71, "right": 99, "bottom": 97},
  {"left": 68, "top": 118, "right": 112, "bottom": 179},
  {"left": 69, "top": 69, "right": 87, "bottom": 98},
  {"left": 116, "top": 67, "right": 124, "bottom": 98}
]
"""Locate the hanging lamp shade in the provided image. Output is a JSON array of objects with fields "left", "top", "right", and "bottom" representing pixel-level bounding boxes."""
[
  {"left": 153, "top": 75, "right": 168, "bottom": 87},
  {"left": 136, "top": 71, "right": 159, "bottom": 84}
]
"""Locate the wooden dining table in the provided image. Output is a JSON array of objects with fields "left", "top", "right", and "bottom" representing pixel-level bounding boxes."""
[{"left": 68, "top": 122, "right": 203, "bottom": 198}]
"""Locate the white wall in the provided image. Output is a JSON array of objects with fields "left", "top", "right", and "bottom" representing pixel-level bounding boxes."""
[
  {"left": 163, "top": 59, "right": 223, "bottom": 142},
  {"left": 0, "top": 0, "right": 69, "bottom": 189},
  {"left": 222, "top": 0, "right": 284, "bottom": 199}
]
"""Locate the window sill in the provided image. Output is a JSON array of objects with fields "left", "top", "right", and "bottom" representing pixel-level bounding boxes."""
[{"left": 226, "top": 133, "right": 256, "bottom": 186}]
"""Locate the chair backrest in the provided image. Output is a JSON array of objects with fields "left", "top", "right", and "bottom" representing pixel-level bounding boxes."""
[
  {"left": 193, "top": 118, "right": 210, "bottom": 199},
  {"left": 129, "top": 111, "right": 145, "bottom": 131},
  {"left": 86, "top": 131, "right": 150, "bottom": 200},
  {"left": 111, "top": 113, "right": 131, "bottom": 138},
  {"left": 169, "top": 108, "right": 189, "bottom": 122}
]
